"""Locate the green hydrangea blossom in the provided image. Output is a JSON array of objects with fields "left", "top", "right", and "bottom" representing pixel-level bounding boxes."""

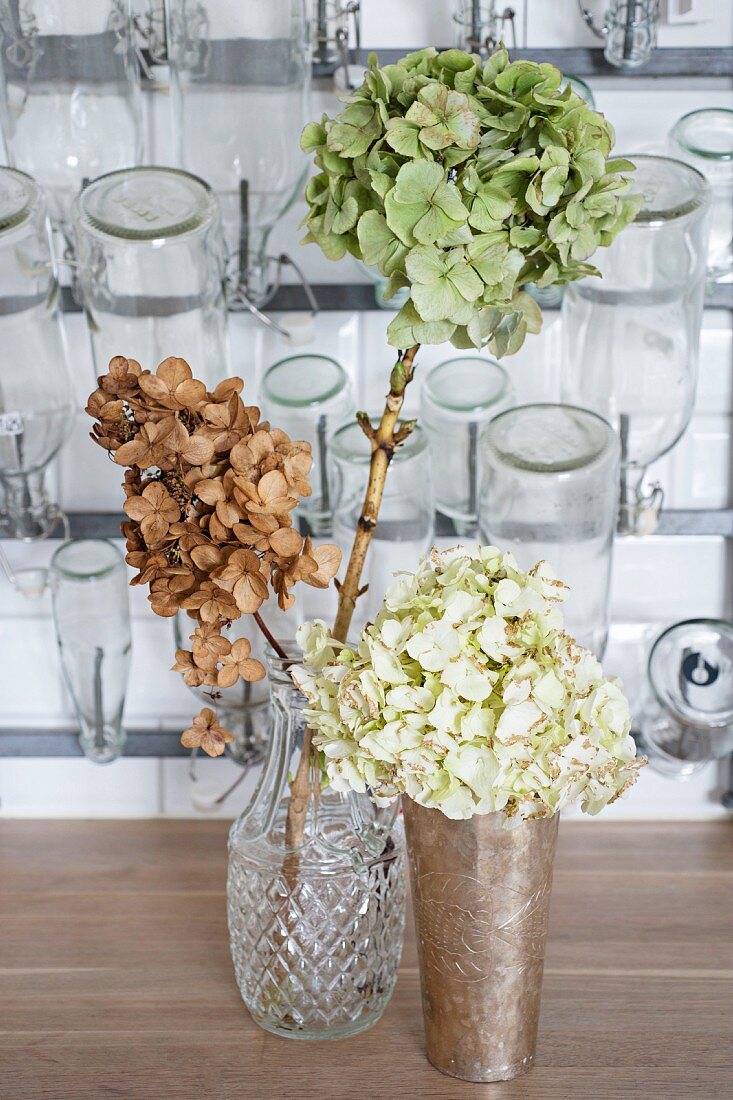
[
  {"left": 300, "top": 46, "right": 641, "bottom": 354},
  {"left": 292, "top": 547, "right": 645, "bottom": 821}
]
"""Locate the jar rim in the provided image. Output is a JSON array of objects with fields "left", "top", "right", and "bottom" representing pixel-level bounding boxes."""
[
  {"left": 50, "top": 538, "right": 125, "bottom": 581},
  {"left": 648, "top": 617, "right": 733, "bottom": 729},
  {"left": 422, "top": 355, "right": 510, "bottom": 417},
  {"left": 620, "top": 154, "right": 710, "bottom": 224},
  {"left": 74, "top": 166, "right": 218, "bottom": 242},
  {"left": 0, "top": 167, "right": 43, "bottom": 236},
  {"left": 262, "top": 355, "right": 348, "bottom": 408},
  {"left": 483, "top": 403, "right": 618, "bottom": 474},
  {"left": 670, "top": 108, "right": 733, "bottom": 163}
]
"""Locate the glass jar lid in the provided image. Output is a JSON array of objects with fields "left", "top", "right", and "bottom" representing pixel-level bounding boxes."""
[
  {"left": 422, "top": 355, "right": 510, "bottom": 420},
  {"left": 76, "top": 167, "right": 217, "bottom": 241},
  {"left": 263, "top": 355, "right": 348, "bottom": 408},
  {"left": 0, "top": 167, "right": 40, "bottom": 234},
  {"left": 331, "top": 419, "right": 428, "bottom": 465},
  {"left": 670, "top": 109, "right": 733, "bottom": 162},
  {"left": 484, "top": 404, "right": 617, "bottom": 474},
  {"left": 624, "top": 154, "right": 710, "bottom": 224},
  {"left": 648, "top": 619, "right": 733, "bottom": 729}
]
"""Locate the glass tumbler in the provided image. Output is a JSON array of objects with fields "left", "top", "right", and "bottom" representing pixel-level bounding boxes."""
[
  {"left": 669, "top": 109, "right": 733, "bottom": 288},
  {"left": 0, "top": 168, "right": 73, "bottom": 540},
  {"left": 72, "top": 166, "right": 230, "bottom": 389},
  {"left": 0, "top": 0, "right": 143, "bottom": 238},
  {"left": 420, "top": 355, "right": 514, "bottom": 538},
  {"left": 50, "top": 539, "right": 132, "bottom": 764},
  {"left": 331, "top": 420, "right": 434, "bottom": 633},
  {"left": 479, "top": 404, "right": 620, "bottom": 657},
  {"left": 261, "top": 355, "right": 354, "bottom": 536},
  {"left": 604, "top": 1, "right": 659, "bottom": 71},
  {"left": 165, "top": 0, "right": 311, "bottom": 305},
  {"left": 561, "top": 155, "right": 710, "bottom": 534},
  {"left": 641, "top": 619, "right": 733, "bottom": 779}
]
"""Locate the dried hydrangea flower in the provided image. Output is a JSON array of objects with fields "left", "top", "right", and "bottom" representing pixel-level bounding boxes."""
[
  {"left": 181, "top": 708, "right": 234, "bottom": 757},
  {"left": 87, "top": 355, "right": 342, "bottom": 756},
  {"left": 293, "top": 546, "right": 645, "bottom": 821}
]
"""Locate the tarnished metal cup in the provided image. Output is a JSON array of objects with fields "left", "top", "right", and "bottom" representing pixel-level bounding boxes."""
[{"left": 403, "top": 798, "right": 559, "bottom": 1083}]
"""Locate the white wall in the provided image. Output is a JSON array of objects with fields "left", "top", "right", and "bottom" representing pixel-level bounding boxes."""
[{"left": 1, "top": 3, "right": 733, "bottom": 817}]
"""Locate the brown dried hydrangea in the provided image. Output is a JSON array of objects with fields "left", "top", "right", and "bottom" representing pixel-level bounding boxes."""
[{"left": 87, "top": 355, "right": 342, "bottom": 754}]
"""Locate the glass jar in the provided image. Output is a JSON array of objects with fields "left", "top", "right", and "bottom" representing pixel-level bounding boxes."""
[
  {"left": 420, "top": 355, "right": 514, "bottom": 538},
  {"left": 165, "top": 0, "right": 311, "bottom": 305},
  {"left": 479, "top": 404, "right": 620, "bottom": 657},
  {"left": 227, "top": 647, "right": 406, "bottom": 1040},
  {"left": 72, "top": 166, "right": 230, "bottom": 389},
  {"left": 669, "top": 109, "right": 733, "bottom": 288},
  {"left": 604, "top": 1, "right": 659, "bottom": 71},
  {"left": 560, "top": 155, "right": 710, "bottom": 534},
  {"left": 0, "top": 168, "right": 73, "bottom": 540},
  {"left": 261, "top": 355, "right": 354, "bottom": 537},
  {"left": 640, "top": 619, "right": 733, "bottom": 779},
  {"left": 173, "top": 610, "right": 269, "bottom": 768},
  {"left": 50, "top": 539, "right": 132, "bottom": 763},
  {"left": 0, "top": 1, "right": 143, "bottom": 238},
  {"left": 330, "top": 421, "right": 434, "bottom": 633}
]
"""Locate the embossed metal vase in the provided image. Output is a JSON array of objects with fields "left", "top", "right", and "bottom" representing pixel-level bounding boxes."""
[{"left": 403, "top": 798, "right": 559, "bottom": 1083}]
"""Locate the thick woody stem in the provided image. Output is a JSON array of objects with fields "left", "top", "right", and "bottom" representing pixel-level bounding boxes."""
[
  {"left": 284, "top": 342, "right": 421, "bottom": 853},
  {"left": 332, "top": 343, "right": 421, "bottom": 644}
]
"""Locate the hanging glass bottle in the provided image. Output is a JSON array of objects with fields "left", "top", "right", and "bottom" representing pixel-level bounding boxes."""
[{"left": 165, "top": 0, "right": 311, "bottom": 306}]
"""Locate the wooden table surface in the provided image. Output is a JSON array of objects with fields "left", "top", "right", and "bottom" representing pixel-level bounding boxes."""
[{"left": 1, "top": 820, "right": 732, "bottom": 1100}]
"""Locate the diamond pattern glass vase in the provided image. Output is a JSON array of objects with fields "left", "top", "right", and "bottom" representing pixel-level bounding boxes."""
[{"left": 227, "top": 648, "right": 406, "bottom": 1040}]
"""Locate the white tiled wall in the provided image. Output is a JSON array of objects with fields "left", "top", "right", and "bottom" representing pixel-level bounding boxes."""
[{"left": 1, "top": 9, "right": 733, "bottom": 817}]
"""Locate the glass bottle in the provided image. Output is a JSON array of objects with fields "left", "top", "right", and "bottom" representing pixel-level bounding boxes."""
[
  {"left": 165, "top": 0, "right": 311, "bottom": 305},
  {"left": 640, "top": 619, "right": 733, "bottom": 779},
  {"left": 420, "top": 355, "right": 514, "bottom": 538},
  {"left": 72, "top": 166, "right": 230, "bottom": 390},
  {"left": 227, "top": 646, "right": 406, "bottom": 1040},
  {"left": 261, "top": 355, "right": 354, "bottom": 536},
  {"left": 50, "top": 539, "right": 132, "bottom": 764},
  {"left": 668, "top": 108, "right": 733, "bottom": 289},
  {"left": 0, "top": 0, "right": 143, "bottom": 239},
  {"left": 604, "top": 1, "right": 659, "bottom": 71},
  {"left": 560, "top": 155, "right": 710, "bottom": 534},
  {"left": 330, "top": 421, "right": 434, "bottom": 634},
  {"left": 479, "top": 404, "right": 620, "bottom": 657},
  {"left": 0, "top": 168, "right": 73, "bottom": 540}
]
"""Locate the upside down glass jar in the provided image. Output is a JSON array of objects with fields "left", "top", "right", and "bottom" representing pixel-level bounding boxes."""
[{"left": 227, "top": 647, "right": 406, "bottom": 1040}]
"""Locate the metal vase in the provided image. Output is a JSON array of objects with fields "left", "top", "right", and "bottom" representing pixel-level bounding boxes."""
[{"left": 402, "top": 797, "right": 559, "bottom": 1083}]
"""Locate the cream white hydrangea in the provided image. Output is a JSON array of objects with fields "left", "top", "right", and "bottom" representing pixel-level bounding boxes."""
[{"left": 292, "top": 546, "right": 644, "bottom": 821}]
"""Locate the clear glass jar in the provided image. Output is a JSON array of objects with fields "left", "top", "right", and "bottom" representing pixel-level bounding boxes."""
[
  {"left": 420, "top": 355, "right": 514, "bottom": 538},
  {"left": 173, "top": 611, "right": 270, "bottom": 768},
  {"left": 330, "top": 421, "right": 434, "bottom": 633},
  {"left": 261, "top": 355, "right": 354, "bottom": 536},
  {"left": 227, "top": 648, "right": 406, "bottom": 1040},
  {"left": 72, "top": 166, "right": 230, "bottom": 390},
  {"left": 0, "top": 168, "right": 73, "bottom": 539},
  {"left": 604, "top": 1, "right": 659, "bottom": 71},
  {"left": 0, "top": 1, "right": 143, "bottom": 236},
  {"left": 165, "top": 0, "right": 311, "bottom": 305},
  {"left": 479, "top": 404, "right": 620, "bottom": 657},
  {"left": 640, "top": 619, "right": 733, "bottom": 779},
  {"left": 560, "top": 155, "right": 710, "bottom": 534},
  {"left": 669, "top": 108, "right": 733, "bottom": 288},
  {"left": 50, "top": 539, "right": 132, "bottom": 763}
]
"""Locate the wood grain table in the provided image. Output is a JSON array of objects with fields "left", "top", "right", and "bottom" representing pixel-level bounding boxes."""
[{"left": 1, "top": 820, "right": 732, "bottom": 1099}]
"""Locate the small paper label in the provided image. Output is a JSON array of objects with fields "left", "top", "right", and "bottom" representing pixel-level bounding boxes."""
[{"left": 0, "top": 411, "right": 24, "bottom": 435}]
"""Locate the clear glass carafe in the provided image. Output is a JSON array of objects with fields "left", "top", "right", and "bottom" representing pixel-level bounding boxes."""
[
  {"left": 227, "top": 649, "right": 406, "bottom": 1040},
  {"left": 0, "top": 0, "right": 143, "bottom": 237},
  {"left": 560, "top": 155, "right": 710, "bottom": 534},
  {"left": 165, "top": 0, "right": 311, "bottom": 305},
  {"left": 0, "top": 168, "right": 73, "bottom": 539},
  {"left": 72, "top": 166, "right": 230, "bottom": 389}
]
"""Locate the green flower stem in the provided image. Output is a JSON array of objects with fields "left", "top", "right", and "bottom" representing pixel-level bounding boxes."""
[{"left": 333, "top": 342, "right": 421, "bottom": 644}]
